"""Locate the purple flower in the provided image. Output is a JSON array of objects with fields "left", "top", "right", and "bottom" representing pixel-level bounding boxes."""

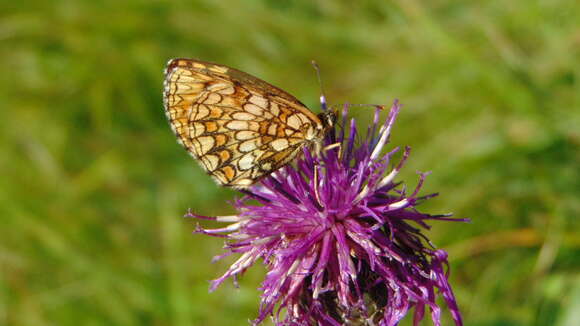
[{"left": 189, "top": 101, "right": 467, "bottom": 326}]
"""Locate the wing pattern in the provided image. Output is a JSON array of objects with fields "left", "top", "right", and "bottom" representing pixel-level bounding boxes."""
[{"left": 163, "top": 58, "right": 325, "bottom": 188}]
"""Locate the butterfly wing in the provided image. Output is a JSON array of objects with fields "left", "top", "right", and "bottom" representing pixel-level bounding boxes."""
[{"left": 163, "top": 58, "right": 323, "bottom": 188}]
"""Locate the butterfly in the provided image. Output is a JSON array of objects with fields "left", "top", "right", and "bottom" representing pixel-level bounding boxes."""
[{"left": 163, "top": 58, "right": 337, "bottom": 189}]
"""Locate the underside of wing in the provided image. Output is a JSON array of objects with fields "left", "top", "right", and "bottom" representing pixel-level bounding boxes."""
[{"left": 163, "top": 58, "right": 321, "bottom": 188}]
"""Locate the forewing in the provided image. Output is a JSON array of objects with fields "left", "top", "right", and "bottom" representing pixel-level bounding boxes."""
[{"left": 163, "top": 58, "right": 321, "bottom": 188}]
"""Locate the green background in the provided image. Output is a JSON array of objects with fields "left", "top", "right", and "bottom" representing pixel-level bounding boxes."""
[{"left": 1, "top": 1, "right": 579, "bottom": 325}]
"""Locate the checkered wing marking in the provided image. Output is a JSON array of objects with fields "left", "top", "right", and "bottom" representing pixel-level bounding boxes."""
[{"left": 163, "top": 58, "right": 324, "bottom": 188}]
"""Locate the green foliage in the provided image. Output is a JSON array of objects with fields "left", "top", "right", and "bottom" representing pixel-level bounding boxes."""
[{"left": 1, "top": 0, "right": 578, "bottom": 325}]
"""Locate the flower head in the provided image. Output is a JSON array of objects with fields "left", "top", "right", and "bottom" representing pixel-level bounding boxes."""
[{"left": 189, "top": 101, "right": 467, "bottom": 325}]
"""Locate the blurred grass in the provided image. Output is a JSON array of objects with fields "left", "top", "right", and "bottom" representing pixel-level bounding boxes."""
[{"left": 1, "top": 0, "right": 579, "bottom": 325}]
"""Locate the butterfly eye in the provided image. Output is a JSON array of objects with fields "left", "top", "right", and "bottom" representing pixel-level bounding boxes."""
[
  {"left": 317, "top": 111, "right": 337, "bottom": 129},
  {"left": 327, "top": 111, "right": 338, "bottom": 127}
]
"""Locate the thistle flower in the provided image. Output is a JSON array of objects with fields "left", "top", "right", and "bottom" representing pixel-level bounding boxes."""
[{"left": 189, "top": 101, "right": 467, "bottom": 326}]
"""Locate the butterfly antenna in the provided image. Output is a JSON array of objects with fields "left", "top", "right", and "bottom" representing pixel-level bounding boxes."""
[
  {"left": 347, "top": 103, "right": 386, "bottom": 111},
  {"left": 311, "top": 60, "right": 328, "bottom": 111}
]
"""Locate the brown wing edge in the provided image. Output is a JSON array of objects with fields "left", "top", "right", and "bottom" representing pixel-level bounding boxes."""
[{"left": 164, "top": 58, "right": 309, "bottom": 107}]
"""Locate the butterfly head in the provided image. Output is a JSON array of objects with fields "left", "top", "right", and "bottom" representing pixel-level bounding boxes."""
[{"left": 317, "top": 110, "right": 338, "bottom": 131}]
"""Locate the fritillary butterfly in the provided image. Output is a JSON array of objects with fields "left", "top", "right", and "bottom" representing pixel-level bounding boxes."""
[{"left": 163, "top": 58, "right": 336, "bottom": 188}]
